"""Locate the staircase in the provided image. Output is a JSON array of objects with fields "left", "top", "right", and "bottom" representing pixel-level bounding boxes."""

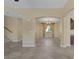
[{"left": 4, "top": 26, "right": 13, "bottom": 43}]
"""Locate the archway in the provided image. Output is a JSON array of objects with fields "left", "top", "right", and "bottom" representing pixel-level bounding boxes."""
[{"left": 35, "top": 16, "right": 61, "bottom": 47}]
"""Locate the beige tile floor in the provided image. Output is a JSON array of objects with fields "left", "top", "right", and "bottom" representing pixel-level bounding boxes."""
[{"left": 4, "top": 37, "right": 74, "bottom": 59}]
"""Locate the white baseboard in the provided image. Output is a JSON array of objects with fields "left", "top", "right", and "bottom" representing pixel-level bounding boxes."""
[
  {"left": 66, "top": 44, "right": 71, "bottom": 47},
  {"left": 11, "top": 40, "right": 21, "bottom": 42},
  {"left": 22, "top": 44, "right": 35, "bottom": 47},
  {"left": 60, "top": 45, "right": 67, "bottom": 48},
  {"left": 60, "top": 44, "right": 71, "bottom": 48}
]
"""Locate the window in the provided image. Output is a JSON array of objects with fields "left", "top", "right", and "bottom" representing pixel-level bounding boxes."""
[{"left": 45, "top": 24, "right": 52, "bottom": 32}]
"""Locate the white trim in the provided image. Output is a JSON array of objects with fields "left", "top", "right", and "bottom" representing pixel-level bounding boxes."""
[
  {"left": 22, "top": 44, "right": 35, "bottom": 47},
  {"left": 11, "top": 40, "right": 20, "bottom": 42},
  {"left": 60, "top": 44, "right": 67, "bottom": 48},
  {"left": 60, "top": 44, "right": 71, "bottom": 48},
  {"left": 66, "top": 44, "right": 71, "bottom": 47}
]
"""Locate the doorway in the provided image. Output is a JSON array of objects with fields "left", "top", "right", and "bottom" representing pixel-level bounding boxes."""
[{"left": 35, "top": 17, "right": 60, "bottom": 47}]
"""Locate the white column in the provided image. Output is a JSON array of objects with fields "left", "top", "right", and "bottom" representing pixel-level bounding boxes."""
[
  {"left": 59, "top": 18, "right": 65, "bottom": 47},
  {"left": 22, "top": 19, "right": 35, "bottom": 47},
  {"left": 61, "top": 16, "right": 70, "bottom": 47}
]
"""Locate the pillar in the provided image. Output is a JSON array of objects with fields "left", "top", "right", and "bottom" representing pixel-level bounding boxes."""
[
  {"left": 61, "top": 16, "right": 70, "bottom": 47},
  {"left": 22, "top": 19, "right": 35, "bottom": 47}
]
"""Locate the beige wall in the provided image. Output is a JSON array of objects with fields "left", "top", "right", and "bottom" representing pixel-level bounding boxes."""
[
  {"left": 4, "top": 15, "right": 36, "bottom": 47},
  {"left": 62, "top": 0, "right": 74, "bottom": 15},
  {"left": 53, "top": 23, "right": 59, "bottom": 38},
  {"left": 5, "top": 16, "right": 18, "bottom": 42},
  {"left": 35, "top": 23, "right": 43, "bottom": 40},
  {"left": 17, "top": 19, "right": 23, "bottom": 41},
  {"left": 4, "top": 15, "right": 22, "bottom": 42}
]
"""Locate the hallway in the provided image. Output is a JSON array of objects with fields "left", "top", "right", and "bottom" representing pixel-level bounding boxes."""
[
  {"left": 5, "top": 37, "right": 74, "bottom": 59},
  {"left": 4, "top": 0, "right": 74, "bottom": 59}
]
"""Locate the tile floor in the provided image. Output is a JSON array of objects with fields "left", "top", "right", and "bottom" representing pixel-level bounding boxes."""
[{"left": 4, "top": 37, "right": 74, "bottom": 59}]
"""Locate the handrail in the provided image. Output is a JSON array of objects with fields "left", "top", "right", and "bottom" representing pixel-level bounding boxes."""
[{"left": 4, "top": 26, "right": 13, "bottom": 33}]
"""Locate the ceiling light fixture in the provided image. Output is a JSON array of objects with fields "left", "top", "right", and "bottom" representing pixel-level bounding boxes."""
[{"left": 14, "top": 0, "right": 19, "bottom": 2}]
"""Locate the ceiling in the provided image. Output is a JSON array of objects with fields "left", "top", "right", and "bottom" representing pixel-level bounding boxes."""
[
  {"left": 4, "top": 0, "right": 74, "bottom": 18},
  {"left": 5, "top": 0, "right": 68, "bottom": 8}
]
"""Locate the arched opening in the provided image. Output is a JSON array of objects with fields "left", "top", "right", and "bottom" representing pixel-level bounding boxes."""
[{"left": 35, "top": 16, "right": 61, "bottom": 47}]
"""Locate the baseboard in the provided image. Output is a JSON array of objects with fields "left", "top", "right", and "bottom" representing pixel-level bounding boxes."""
[
  {"left": 11, "top": 40, "right": 21, "bottom": 42},
  {"left": 60, "top": 44, "right": 71, "bottom": 48},
  {"left": 60, "top": 45, "right": 67, "bottom": 48},
  {"left": 66, "top": 44, "right": 71, "bottom": 47},
  {"left": 22, "top": 44, "right": 35, "bottom": 47}
]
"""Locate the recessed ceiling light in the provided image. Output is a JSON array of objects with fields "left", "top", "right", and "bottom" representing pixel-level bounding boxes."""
[{"left": 14, "top": 0, "right": 19, "bottom": 2}]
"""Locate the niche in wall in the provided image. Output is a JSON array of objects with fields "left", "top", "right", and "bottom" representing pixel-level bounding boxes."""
[
  {"left": 70, "top": 18, "right": 74, "bottom": 30},
  {"left": 70, "top": 18, "right": 74, "bottom": 45}
]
